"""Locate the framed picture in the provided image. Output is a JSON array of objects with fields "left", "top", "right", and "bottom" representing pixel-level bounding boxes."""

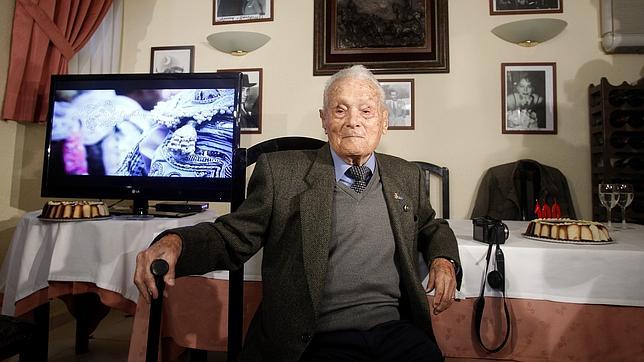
[
  {"left": 379, "top": 79, "right": 415, "bottom": 130},
  {"left": 489, "top": 0, "right": 562, "bottom": 15},
  {"left": 502, "top": 62, "right": 557, "bottom": 134},
  {"left": 213, "top": 0, "right": 273, "bottom": 24},
  {"left": 219, "top": 68, "right": 263, "bottom": 134},
  {"left": 150, "top": 46, "right": 194, "bottom": 74},
  {"left": 314, "top": 0, "right": 449, "bottom": 75}
]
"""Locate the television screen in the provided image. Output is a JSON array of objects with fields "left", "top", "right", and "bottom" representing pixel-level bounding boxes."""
[{"left": 41, "top": 72, "right": 242, "bottom": 213}]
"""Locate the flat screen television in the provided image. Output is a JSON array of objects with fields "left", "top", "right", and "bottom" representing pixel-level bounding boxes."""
[{"left": 41, "top": 72, "right": 242, "bottom": 215}]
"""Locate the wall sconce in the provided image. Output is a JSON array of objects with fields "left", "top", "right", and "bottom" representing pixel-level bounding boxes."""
[
  {"left": 491, "top": 18, "right": 567, "bottom": 47},
  {"left": 206, "top": 31, "right": 270, "bottom": 56}
]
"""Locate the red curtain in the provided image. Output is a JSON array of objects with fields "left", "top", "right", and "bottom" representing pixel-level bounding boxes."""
[{"left": 1, "top": 0, "right": 112, "bottom": 123}]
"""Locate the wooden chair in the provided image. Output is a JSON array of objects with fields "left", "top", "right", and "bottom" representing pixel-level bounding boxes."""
[
  {"left": 412, "top": 161, "right": 450, "bottom": 280},
  {"left": 412, "top": 161, "right": 450, "bottom": 218}
]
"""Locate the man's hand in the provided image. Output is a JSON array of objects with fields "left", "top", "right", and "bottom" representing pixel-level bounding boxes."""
[
  {"left": 133, "top": 233, "right": 182, "bottom": 303},
  {"left": 425, "top": 258, "right": 457, "bottom": 315}
]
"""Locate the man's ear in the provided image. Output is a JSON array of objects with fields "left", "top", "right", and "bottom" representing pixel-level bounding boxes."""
[
  {"left": 382, "top": 109, "right": 389, "bottom": 134},
  {"left": 319, "top": 109, "right": 327, "bottom": 134}
]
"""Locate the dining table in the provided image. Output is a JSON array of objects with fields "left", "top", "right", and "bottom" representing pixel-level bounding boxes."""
[
  {"left": 127, "top": 219, "right": 644, "bottom": 362},
  {"left": 1, "top": 211, "right": 642, "bottom": 361},
  {"left": 0, "top": 209, "right": 219, "bottom": 358}
]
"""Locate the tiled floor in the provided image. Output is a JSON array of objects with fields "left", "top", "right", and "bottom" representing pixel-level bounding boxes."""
[{"left": 5, "top": 305, "right": 491, "bottom": 362}]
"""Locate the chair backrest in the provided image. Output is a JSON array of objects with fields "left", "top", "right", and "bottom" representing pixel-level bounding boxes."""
[
  {"left": 412, "top": 161, "right": 450, "bottom": 219},
  {"left": 516, "top": 161, "right": 541, "bottom": 221},
  {"left": 228, "top": 136, "right": 326, "bottom": 361},
  {"left": 411, "top": 161, "right": 450, "bottom": 281}
]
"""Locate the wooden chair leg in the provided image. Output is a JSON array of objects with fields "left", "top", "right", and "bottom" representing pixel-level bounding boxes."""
[{"left": 32, "top": 302, "right": 50, "bottom": 361}]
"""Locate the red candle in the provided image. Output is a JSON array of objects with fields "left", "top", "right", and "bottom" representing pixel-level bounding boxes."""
[{"left": 542, "top": 203, "right": 552, "bottom": 218}]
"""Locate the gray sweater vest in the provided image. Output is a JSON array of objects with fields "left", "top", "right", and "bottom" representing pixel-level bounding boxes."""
[{"left": 315, "top": 168, "right": 401, "bottom": 332}]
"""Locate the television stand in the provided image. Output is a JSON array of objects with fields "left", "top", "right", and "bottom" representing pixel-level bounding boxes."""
[
  {"left": 109, "top": 208, "right": 198, "bottom": 219},
  {"left": 154, "top": 202, "right": 209, "bottom": 214}
]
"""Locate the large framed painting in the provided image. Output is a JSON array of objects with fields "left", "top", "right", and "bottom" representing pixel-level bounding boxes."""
[
  {"left": 489, "top": 0, "right": 562, "bottom": 15},
  {"left": 502, "top": 62, "right": 557, "bottom": 134},
  {"left": 219, "top": 68, "right": 263, "bottom": 134},
  {"left": 213, "top": 0, "right": 274, "bottom": 24},
  {"left": 313, "top": 0, "right": 449, "bottom": 75}
]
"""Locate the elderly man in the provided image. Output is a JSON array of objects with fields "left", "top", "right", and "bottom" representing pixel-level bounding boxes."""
[{"left": 134, "top": 65, "right": 460, "bottom": 361}]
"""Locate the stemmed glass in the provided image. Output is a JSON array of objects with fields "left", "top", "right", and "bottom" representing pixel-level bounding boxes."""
[
  {"left": 615, "top": 183, "right": 634, "bottom": 229},
  {"left": 598, "top": 183, "right": 620, "bottom": 229}
]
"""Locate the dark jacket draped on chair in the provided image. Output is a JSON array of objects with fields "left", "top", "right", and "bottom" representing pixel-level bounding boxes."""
[{"left": 471, "top": 159, "right": 577, "bottom": 221}]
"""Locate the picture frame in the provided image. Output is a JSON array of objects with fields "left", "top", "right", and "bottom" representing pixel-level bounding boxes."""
[
  {"left": 501, "top": 62, "right": 557, "bottom": 134},
  {"left": 150, "top": 46, "right": 195, "bottom": 74},
  {"left": 213, "top": 0, "right": 273, "bottom": 25},
  {"left": 489, "top": 0, "right": 562, "bottom": 15},
  {"left": 379, "top": 79, "right": 415, "bottom": 130},
  {"left": 219, "top": 68, "right": 263, "bottom": 134},
  {"left": 313, "top": 0, "right": 449, "bottom": 76}
]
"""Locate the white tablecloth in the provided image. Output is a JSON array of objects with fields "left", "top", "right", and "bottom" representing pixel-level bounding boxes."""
[
  {"left": 0, "top": 210, "right": 225, "bottom": 316},
  {"left": 448, "top": 219, "right": 644, "bottom": 307},
  {"left": 2, "top": 213, "right": 643, "bottom": 317}
]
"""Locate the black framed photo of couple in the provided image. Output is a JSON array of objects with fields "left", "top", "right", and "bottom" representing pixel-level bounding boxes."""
[
  {"left": 379, "top": 79, "right": 414, "bottom": 130},
  {"left": 489, "top": 0, "right": 562, "bottom": 15},
  {"left": 219, "top": 68, "right": 263, "bottom": 134},
  {"left": 150, "top": 46, "right": 195, "bottom": 74},
  {"left": 502, "top": 62, "right": 557, "bottom": 134},
  {"left": 313, "top": 0, "right": 449, "bottom": 75},
  {"left": 213, "top": 0, "right": 273, "bottom": 24}
]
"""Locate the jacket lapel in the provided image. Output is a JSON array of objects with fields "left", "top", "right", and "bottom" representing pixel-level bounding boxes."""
[
  {"left": 377, "top": 155, "right": 417, "bottom": 273},
  {"left": 300, "top": 145, "right": 335, "bottom": 314}
]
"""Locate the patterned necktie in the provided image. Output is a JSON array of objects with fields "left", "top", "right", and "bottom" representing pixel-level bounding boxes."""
[{"left": 346, "top": 165, "right": 371, "bottom": 193}]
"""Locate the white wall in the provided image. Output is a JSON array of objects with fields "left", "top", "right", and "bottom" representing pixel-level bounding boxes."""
[
  {"left": 119, "top": 0, "right": 644, "bottom": 220},
  {"left": 1, "top": 0, "right": 643, "bottom": 260}
]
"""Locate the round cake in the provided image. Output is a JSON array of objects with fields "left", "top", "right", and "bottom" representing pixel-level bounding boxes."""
[
  {"left": 40, "top": 201, "right": 110, "bottom": 220},
  {"left": 525, "top": 218, "right": 611, "bottom": 242}
]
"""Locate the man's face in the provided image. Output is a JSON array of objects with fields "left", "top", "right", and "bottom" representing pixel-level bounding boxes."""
[{"left": 320, "top": 78, "right": 388, "bottom": 165}]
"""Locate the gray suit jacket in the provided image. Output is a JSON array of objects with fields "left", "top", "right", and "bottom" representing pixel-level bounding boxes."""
[{"left": 165, "top": 144, "right": 460, "bottom": 361}]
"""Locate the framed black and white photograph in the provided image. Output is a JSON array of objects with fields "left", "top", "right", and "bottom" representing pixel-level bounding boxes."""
[
  {"left": 379, "top": 79, "right": 414, "bottom": 130},
  {"left": 213, "top": 0, "right": 273, "bottom": 25},
  {"left": 219, "top": 68, "right": 263, "bottom": 134},
  {"left": 150, "top": 46, "right": 194, "bottom": 74},
  {"left": 502, "top": 62, "right": 557, "bottom": 134},
  {"left": 489, "top": 0, "right": 562, "bottom": 15},
  {"left": 314, "top": 0, "right": 449, "bottom": 75}
]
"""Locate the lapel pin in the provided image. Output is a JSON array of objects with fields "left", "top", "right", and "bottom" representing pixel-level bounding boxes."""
[{"left": 394, "top": 192, "right": 402, "bottom": 200}]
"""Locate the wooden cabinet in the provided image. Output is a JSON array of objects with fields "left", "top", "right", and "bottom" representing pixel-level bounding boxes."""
[{"left": 589, "top": 77, "right": 644, "bottom": 224}]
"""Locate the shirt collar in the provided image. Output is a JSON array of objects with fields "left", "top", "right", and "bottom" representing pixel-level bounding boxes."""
[{"left": 330, "top": 148, "right": 376, "bottom": 182}]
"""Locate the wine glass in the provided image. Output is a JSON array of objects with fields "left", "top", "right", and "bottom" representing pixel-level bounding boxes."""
[
  {"left": 598, "top": 183, "right": 620, "bottom": 229},
  {"left": 615, "top": 183, "right": 634, "bottom": 228}
]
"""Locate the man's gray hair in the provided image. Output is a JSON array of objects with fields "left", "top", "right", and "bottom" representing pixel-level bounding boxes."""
[{"left": 323, "top": 65, "right": 385, "bottom": 110}]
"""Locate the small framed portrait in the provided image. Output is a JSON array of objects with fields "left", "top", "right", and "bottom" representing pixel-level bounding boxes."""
[
  {"left": 219, "top": 68, "right": 263, "bottom": 134},
  {"left": 502, "top": 62, "right": 557, "bottom": 134},
  {"left": 379, "top": 79, "right": 415, "bottom": 130},
  {"left": 489, "top": 0, "right": 562, "bottom": 15},
  {"left": 150, "top": 46, "right": 195, "bottom": 74},
  {"left": 213, "top": 0, "right": 273, "bottom": 25}
]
